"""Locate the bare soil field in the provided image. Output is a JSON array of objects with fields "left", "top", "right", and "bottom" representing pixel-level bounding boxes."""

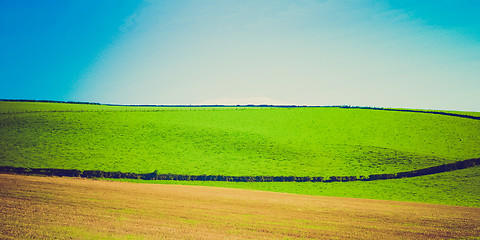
[{"left": 1, "top": 174, "right": 479, "bottom": 239}]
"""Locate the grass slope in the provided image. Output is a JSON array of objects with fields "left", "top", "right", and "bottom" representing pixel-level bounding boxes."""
[
  {"left": 2, "top": 174, "right": 479, "bottom": 240},
  {"left": 1, "top": 101, "right": 479, "bottom": 206},
  {"left": 1, "top": 102, "right": 479, "bottom": 177}
]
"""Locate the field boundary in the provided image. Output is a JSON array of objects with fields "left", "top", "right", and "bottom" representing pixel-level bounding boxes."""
[
  {"left": 367, "top": 107, "right": 480, "bottom": 120},
  {"left": 1, "top": 158, "right": 479, "bottom": 183},
  {"left": 2, "top": 100, "right": 480, "bottom": 119}
]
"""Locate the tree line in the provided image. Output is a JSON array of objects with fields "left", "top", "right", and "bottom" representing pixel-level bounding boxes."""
[
  {"left": 337, "top": 105, "right": 480, "bottom": 120},
  {"left": 2, "top": 100, "right": 479, "bottom": 120},
  {"left": 1, "top": 158, "right": 478, "bottom": 182}
]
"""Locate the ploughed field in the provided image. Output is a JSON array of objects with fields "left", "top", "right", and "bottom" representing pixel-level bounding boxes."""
[
  {"left": 1, "top": 101, "right": 480, "bottom": 207},
  {"left": 1, "top": 174, "right": 480, "bottom": 239}
]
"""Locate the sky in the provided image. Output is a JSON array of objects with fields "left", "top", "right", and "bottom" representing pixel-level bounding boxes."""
[{"left": 1, "top": 0, "right": 480, "bottom": 111}]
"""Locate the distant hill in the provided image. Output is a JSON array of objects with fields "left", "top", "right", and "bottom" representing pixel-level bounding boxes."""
[{"left": 1, "top": 100, "right": 479, "bottom": 207}]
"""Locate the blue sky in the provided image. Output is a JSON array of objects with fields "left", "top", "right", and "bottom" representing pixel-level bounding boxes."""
[{"left": 1, "top": 0, "right": 479, "bottom": 111}]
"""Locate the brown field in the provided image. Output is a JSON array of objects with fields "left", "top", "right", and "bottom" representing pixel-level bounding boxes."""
[{"left": 1, "top": 174, "right": 479, "bottom": 239}]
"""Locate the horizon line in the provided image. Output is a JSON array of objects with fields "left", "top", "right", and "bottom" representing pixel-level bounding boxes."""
[{"left": 2, "top": 99, "right": 480, "bottom": 114}]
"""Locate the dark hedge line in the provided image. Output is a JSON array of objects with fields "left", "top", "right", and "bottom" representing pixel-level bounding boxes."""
[
  {"left": 1, "top": 158, "right": 479, "bottom": 182},
  {"left": 2, "top": 100, "right": 479, "bottom": 121},
  {"left": 3, "top": 100, "right": 479, "bottom": 120},
  {"left": 375, "top": 108, "right": 480, "bottom": 120},
  {"left": 335, "top": 105, "right": 480, "bottom": 120}
]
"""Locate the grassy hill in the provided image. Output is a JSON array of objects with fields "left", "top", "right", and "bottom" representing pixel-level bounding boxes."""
[{"left": 1, "top": 101, "right": 479, "bottom": 206}]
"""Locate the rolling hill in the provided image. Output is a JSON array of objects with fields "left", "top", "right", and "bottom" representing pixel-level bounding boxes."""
[{"left": 1, "top": 100, "right": 479, "bottom": 207}]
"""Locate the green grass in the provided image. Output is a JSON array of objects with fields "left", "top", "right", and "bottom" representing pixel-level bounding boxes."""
[
  {"left": 1, "top": 101, "right": 480, "bottom": 207},
  {"left": 1, "top": 101, "right": 479, "bottom": 177}
]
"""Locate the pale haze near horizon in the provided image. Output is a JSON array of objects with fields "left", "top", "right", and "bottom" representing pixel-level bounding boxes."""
[{"left": 3, "top": 1, "right": 478, "bottom": 111}]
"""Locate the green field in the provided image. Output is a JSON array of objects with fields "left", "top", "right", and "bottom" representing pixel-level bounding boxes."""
[{"left": 1, "top": 101, "right": 479, "bottom": 206}]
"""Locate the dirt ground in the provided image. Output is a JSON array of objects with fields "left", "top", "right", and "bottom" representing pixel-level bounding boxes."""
[{"left": 1, "top": 174, "right": 479, "bottom": 239}]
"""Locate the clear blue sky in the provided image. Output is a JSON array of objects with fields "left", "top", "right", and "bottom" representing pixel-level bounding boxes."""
[{"left": 1, "top": 0, "right": 479, "bottom": 111}]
